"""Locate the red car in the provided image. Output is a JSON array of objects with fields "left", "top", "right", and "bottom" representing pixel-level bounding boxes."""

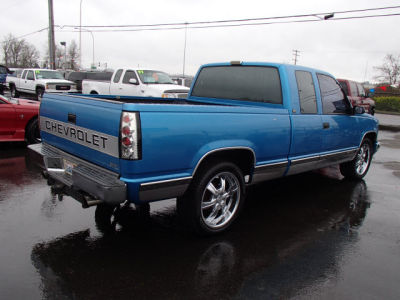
[
  {"left": 0, "top": 94, "right": 40, "bottom": 144},
  {"left": 337, "top": 79, "right": 375, "bottom": 115}
]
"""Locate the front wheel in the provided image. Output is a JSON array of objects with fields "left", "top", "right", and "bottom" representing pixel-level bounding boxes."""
[
  {"left": 178, "top": 161, "right": 245, "bottom": 235},
  {"left": 340, "top": 138, "right": 372, "bottom": 179},
  {"left": 36, "top": 88, "right": 44, "bottom": 100},
  {"left": 26, "top": 118, "right": 41, "bottom": 144}
]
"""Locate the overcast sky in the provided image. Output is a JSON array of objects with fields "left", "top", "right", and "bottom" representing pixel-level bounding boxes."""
[{"left": 2, "top": 0, "right": 400, "bottom": 82}]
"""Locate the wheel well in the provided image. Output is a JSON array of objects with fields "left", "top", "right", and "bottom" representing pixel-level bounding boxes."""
[
  {"left": 90, "top": 90, "right": 98, "bottom": 94},
  {"left": 193, "top": 149, "right": 255, "bottom": 180},
  {"left": 36, "top": 86, "right": 45, "bottom": 92},
  {"left": 364, "top": 132, "right": 377, "bottom": 144}
]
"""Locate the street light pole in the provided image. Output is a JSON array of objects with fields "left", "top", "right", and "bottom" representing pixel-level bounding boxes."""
[
  {"left": 79, "top": 0, "right": 83, "bottom": 69},
  {"left": 182, "top": 22, "right": 188, "bottom": 78},
  {"left": 75, "top": 27, "right": 94, "bottom": 68}
]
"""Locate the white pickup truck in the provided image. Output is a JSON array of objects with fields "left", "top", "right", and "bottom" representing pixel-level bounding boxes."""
[
  {"left": 82, "top": 68, "right": 190, "bottom": 98},
  {"left": 8, "top": 69, "right": 78, "bottom": 100}
]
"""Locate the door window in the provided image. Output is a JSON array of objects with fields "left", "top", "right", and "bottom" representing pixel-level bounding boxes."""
[
  {"left": 26, "top": 71, "right": 35, "bottom": 81},
  {"left": 122, "top": 70, "right": 138, "bottom": 84},
  {"left": 113, "top": 69, "right": 123, "bottom": 83},
  {"left": 356, "top": 83, "right": 366, "bottom": 97},
  {"left": 317, "top": 74, "right": 349, "bottom": 114},
  {"left": 349, "top": 81, "right": 358, "bottom": 97},
  {"left": 295, "top": 71, "right": 317, "bottom": 114}
]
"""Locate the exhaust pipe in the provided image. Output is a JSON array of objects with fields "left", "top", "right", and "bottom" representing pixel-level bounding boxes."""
[{"left": 82, "top": 195, "right": 103, "bottom": 208}]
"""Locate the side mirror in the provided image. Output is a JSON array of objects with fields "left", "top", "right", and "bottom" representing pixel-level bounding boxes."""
[
  {"left": 129, "top": 78, "right": 138, "bottom": 85},
  {"left": 353, "top": 106, "right": 365, "bottom": 115}
]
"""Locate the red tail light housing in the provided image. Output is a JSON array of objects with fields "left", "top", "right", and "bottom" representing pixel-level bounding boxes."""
[{"left": 120, "top": 112, "right": 141, "bottom": 160}]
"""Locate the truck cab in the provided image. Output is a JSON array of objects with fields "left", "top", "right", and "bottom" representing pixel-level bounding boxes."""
[
  {"left": 337, "top": 78, "right": 375, "bottom": 115},
  {"left": 82, "top": 68, "right": 190, "bottom": 98},
  {"left": 8, "top": 69, "right": 78, "bottom": 100}
]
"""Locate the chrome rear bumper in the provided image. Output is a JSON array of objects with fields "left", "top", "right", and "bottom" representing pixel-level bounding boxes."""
[{"left": 28, "top": 143, "right": 126, "bottom": 206}]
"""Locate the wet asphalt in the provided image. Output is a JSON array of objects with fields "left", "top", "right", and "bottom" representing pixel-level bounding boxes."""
[{"left": 0, "top": 130, "right": 399, "bottom": 299}]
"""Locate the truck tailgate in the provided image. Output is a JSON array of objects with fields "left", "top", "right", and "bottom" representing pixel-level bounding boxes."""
[{"left": 40, "top": 94, "right": 123, "bottom": 173}]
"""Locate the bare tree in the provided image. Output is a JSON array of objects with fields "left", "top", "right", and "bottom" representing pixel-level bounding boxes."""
[
  {"left": 68, "top": 40, "right": 80, "bottom": 70},
  {"left": 44, "top": 40, "right": 80, "bottom": 70},
  {"left": 1, "top": 33, "right": 40, "bottom": 67},
  {"left": 374, "top": 54, "right": 400, "bottom": 87}
]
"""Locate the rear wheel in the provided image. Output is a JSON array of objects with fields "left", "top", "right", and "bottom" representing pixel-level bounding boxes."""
[
  {"left": 340, "top": 138, "right": 372, "bottom": 179},
  {"left": 178, "top": 161, "right": 245, "bottom": 235},
  {"left": 95, "top": 203, "right": 120, "bottom": 232},
  {"left": 10, "top": 85, "right": 19, "bottom": 98}
]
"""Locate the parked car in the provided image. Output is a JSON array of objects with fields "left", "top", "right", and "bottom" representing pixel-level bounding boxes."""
[
  {"left": 337, "top": 79, "right": 375, "bottom": 115},
  {"left": 0, "top": 65, "right": 10, "bottom": 95},
  {"left": 66, "top": 71, "right": 113, "bottom": 93},
  {"left": 8, "top": 69, "right": 78, "bottom": 100},
  {"left": 31, "top": 61, "right": 379, "bottom": 235},
  {"left": 0, "top": 94, "right": 40, "bottom": 144},
  {"left": 82, "top": 68, "right": 190, "bottom": 98}
]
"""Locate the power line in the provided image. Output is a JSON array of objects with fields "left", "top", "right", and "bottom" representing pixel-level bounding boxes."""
[
  {"left": 14, "top": 6, "right": 400, "bottom": 37},
  {"left": 15, "top": 27, "right": 48, "bottom": 39},
  {"left": 59, "top": 12, "right": 400, "bottom": 33},
  {"left": 61, "top": 5, "right": 400, "bottom": 30}
]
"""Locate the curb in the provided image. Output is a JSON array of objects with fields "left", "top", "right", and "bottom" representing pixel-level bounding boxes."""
[{"left": 379, "top": 124, "right": 400, "bottom": 132}]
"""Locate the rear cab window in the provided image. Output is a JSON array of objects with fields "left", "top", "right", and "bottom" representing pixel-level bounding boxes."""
[
  {"left": 191, "top": 65, "right": 282, "bottom": 104},
  {"left": 295, "top": 70, "right": 317, "bottom": 114}
]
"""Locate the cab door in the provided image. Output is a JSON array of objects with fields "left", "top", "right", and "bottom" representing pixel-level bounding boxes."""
[
  {"left": 24, "top": 70, "right": 36, "bottom": 94},
  {"left": 111, "top": 70, "right": 141, "bottom": 96},
  {"left": 317, "top": 74, "right": 359, "bottom": 152},
  {"left": 288, "top": 70, "right": 324, "bottom": 175},
  {"left": 0, "top": 98, "right": 17, "bottom": 139}
]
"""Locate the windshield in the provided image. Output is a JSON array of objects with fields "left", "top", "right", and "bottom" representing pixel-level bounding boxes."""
[
  {"left": 35, "top": 70, "right": 64, "bottom": 80},
  {"left": 137, "top": 70, "right": 174, "bottom": 84},
  {"left": 0, "top": 94, "right": 18, "bottom": 104}
]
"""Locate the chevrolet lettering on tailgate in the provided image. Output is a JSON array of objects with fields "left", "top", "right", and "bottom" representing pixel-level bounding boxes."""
[{"left": 40, "top": 117, "right": 119, "bottom": 157}]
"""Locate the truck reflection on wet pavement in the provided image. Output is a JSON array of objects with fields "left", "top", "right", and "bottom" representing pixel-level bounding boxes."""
[{"left": 1, "top": 131, "right": 399, "bottom": 299}]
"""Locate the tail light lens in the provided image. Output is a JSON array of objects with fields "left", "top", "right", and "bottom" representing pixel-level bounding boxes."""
[{"left": 120, "top": 112, "right": 141, "bottom": 160}]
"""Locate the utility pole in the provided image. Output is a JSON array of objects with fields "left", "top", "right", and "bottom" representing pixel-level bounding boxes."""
[
  {"left": 292, "top": 49, "right": 300, "bottom": 65},
  {"left": 48, "top": 0, "right": 56, "bottom": 69},
  {"left": 182, "top": 23, "right": 188, "bottom": 78}
]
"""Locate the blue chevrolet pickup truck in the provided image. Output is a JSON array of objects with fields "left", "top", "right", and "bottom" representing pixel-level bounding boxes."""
[{"left": 30, "top": 61, "right": 379, "bottom": 234}]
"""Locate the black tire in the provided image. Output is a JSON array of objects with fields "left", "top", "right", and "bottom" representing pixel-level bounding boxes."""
[
  {"left": 36, "top": 87, "right": 44, "bottom": 100},
  {"left": 340, "top": 138, "right": 373, "bottom": 180},
  {"left": 25, "top": 118, "right": 41, "bottom": 144},
  {"left": 178, "top": 161, "right": 245, "bottom": 235},
  {"left": 370, "top": 106, "right": 375, "bottom": 116},
  {"left": 95, "top": 203, "right": 120, "bottom": 232},
  {"left": 10, "top": 85, "right": 19, "bottom": 98}
]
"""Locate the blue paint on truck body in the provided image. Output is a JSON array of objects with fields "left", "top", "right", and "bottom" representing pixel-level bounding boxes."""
[{"left": 38, "top": 62, "right": 379, "bottom": 205}]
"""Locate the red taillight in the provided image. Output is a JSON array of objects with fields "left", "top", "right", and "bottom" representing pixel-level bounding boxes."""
[
  {"left": 122, "top": 136, "right": 132, "bottom": 146},
  {"left": 120, "top": 112, "right": 141, "bottom": 160},
  {"left": 123, "top": 115, "right": 131, "bottom": 123},
  {"left": 122, "top": 126, "right": 131, "bottom": 136}
]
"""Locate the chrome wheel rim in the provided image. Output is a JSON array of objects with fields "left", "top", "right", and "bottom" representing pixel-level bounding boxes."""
[
  {"left": 355, "top": 143, "right": 371, "bottom": 176},
  {"left": 201, "top": 171, "right": 240, "bottom": 229}
]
